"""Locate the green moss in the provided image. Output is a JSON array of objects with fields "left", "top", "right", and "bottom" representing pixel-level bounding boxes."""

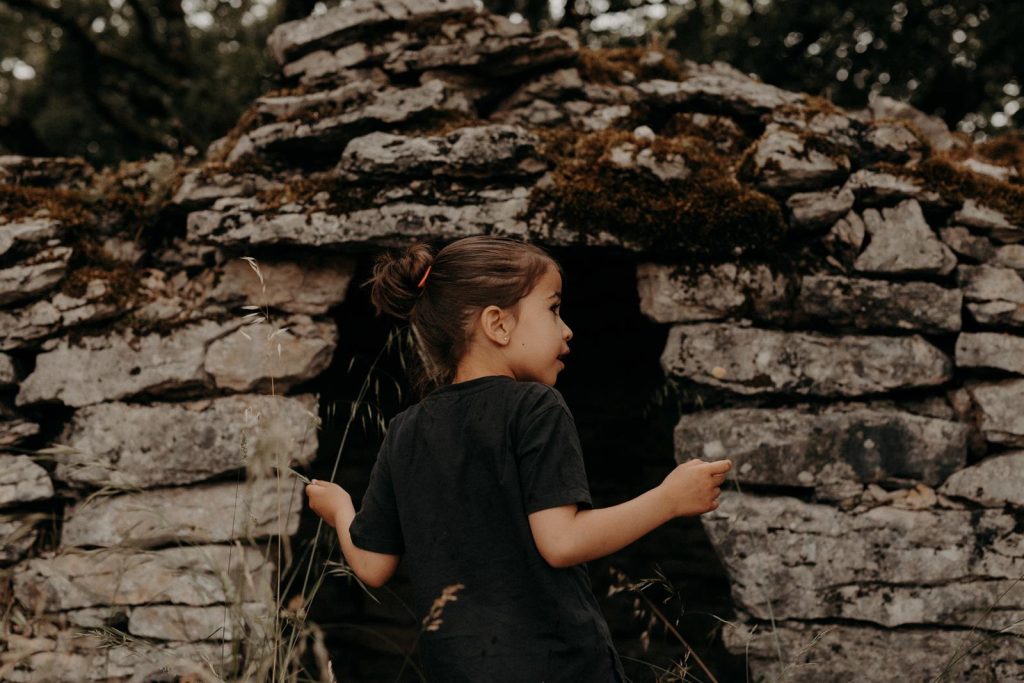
[
  {"left": 877, "top": 155, "right": 1024, "bottom": 225},
  {"left": 528, "top": 126, "right": 786, "bottom": 260}
]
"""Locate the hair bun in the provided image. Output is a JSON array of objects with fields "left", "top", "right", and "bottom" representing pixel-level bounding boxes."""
[{"left": 365, "top": 242, "right": 436, "bottom": 321}]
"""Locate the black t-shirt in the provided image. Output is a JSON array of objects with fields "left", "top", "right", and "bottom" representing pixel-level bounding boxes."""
[{"left": 349, "top": 375, "right": 626, "bottom": 682}]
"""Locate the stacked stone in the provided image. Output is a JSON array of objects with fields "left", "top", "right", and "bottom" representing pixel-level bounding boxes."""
[
  {"left": 3, "top": 0, "right": 1023, "bottom": 679},
  {"left": 0, "top": 154, "right": 346, "bottom": 677},
  {"left": 637, "top": 87, "right": 1024, "bottom": 683}
]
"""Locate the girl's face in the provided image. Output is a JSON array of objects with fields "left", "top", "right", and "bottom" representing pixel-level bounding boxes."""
[{"left": 507, "top": 265, "right": 573, "bottom": 386}]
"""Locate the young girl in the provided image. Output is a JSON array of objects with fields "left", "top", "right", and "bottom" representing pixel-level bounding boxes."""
[{"left": 304, "top": 235, "right": 732, "bottom": 682}]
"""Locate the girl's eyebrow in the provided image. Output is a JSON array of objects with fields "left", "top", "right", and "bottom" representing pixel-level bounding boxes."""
[{"left": 548, "top": 292, "right": 561, "bottom": 300}]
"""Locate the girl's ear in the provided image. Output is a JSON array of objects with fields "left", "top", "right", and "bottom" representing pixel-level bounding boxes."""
[{"left": 480, "top": 305, "right": 514, "bottom": 344}]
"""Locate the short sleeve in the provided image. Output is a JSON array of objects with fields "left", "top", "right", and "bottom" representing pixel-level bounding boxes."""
[
  {"left": 516, "top": 389, "right": 593, "bottom": 515},
  {"left": 349, "top": 420, "right": 405, "bottom": 555}
]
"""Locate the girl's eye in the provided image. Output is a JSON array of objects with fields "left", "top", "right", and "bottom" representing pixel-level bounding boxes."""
[{"left": 551, "top": 305, "right": 560, "bottom": 315}]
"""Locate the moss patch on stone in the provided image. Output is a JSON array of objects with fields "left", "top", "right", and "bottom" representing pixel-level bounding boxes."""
[
  {"left": 975, "top": 131, "right": 1024, "bottom": 180},
  {"left": 877, "top": 154, "right": 1024, "bottom": 225},
  {"left": 576, "top": 46, "right": 686, "bottom": 84},
  {"left": 529, "top": 126, "right": 786, "bottom": 259}
]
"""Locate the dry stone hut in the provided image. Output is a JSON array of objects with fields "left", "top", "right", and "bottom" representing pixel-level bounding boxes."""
[{"left": 2, "top": 0, "right": 1024, "bottom": 680}]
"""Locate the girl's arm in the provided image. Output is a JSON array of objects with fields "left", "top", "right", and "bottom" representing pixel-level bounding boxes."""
[
  {"left": 305, "top": 480, "right": 401, "bottom": 588},
  {"left": 528, "top": 459, "right": 731, "bottom": 568}
]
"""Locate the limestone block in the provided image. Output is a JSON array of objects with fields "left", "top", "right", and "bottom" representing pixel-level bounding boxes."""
[
  {"left": 702, "top": 492, "right": 1024, "bottom": 628},
  {"left": 60, "top": 478, "right": 304, "bottom": 549},
  {"left": 204, "top": 315, "right": 337, "bottom": 393},
  {"left": 661, "top": 322, "right": 952, "bottom": 397},
  {"left": 0, "top": 245, "right": 72, "bottom": 306},
  {"left": 795, "top": 273, "right": 961, "bottom": 333},
  {"left": 851, "top": 200, "right": 957, "bottom": 275},
  {"left": 54, "top": 393, "right": 319, "bottom": 488},
  {"left": 636, "top": 262, "right": 792, "bottom": 323},
  {"left": 675, "top": 404, "right": 968, "bottom": 496},
  {"left": 15, "top": 318, "right": 246, "bottom": 408},
  {"left": 0, "top": 454, "right": 54, "bottom": 507},
  {"left": 12, "top": 543, "right": 273, "bottom": 610}
]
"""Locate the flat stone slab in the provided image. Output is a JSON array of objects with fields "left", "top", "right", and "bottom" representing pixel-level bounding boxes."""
[
  {"left": 228, "top": 79, "right": 473, "bottom": 163},
  {"left": 188, "top": 187, "right": 533, "bottom": 249},
  {"left": 952, "top": 198, "right": 1022, "bottom": 244},
  {"left": 0, "top": 636, "right": 233, "bottom": 683},
  {"left": 60, "top": 478, "right": 304, "bottom": 549},
  {"left": 660, "top": 322, "right": 952, "bottom": 397},
  {"left": 16, "top": 318, "right": 245, "bottom": 408},
  {"left": 955, "top": 332, "right": 1024, "bottom": 375},
  {"left": 210, "top": 254, "right": 355, "bottom": 315},
  {"left": 204, "top": 315, "right": 337, "bottom": 393},
  {"left": 637, "top": 62, "right": 805, "bottom": 117},
  {"left": 0, "top": 278, "right": 120, "bottom": 350},
  {"left": 129, "top": 602, "right": 270, "bottom": 642},
  {"left": 0, "top": 417, "right": 40, "bottom": 447},
  {"left": 958, "top": 265, "right": 1024, "bottom": 327},
  {"left": 795, "top": 273, "right": 962, "bottom": 333},
  {"left": 0, "top": 454, "right": 54, "bottom": 507},
  {"left": 703, "top": 491, "right": 1024, "bottom": 629},
  {"left": 266, "top": 0, "right": 478, "bottom": 65},
  {"left": 53, "top": 394, "right": 319, "bottom": 489},
  {"left": 0, "top": 245, "right": 72, "bottom": 307},
  {"left": 338, "top": 125, "right": 545, "bottom": 181},
  {"left": 0, "top": 217, "right": 61, "bottom": 257},
  {"left": 636, "top": 262, "right": 791, "bottom": 323},
  {"left": 12, "top": 543, "right": 273, "bottom": 611},
  {"left": 939, "top": 451, "right": 1024, "bottom": 507},
  {"left": 721, "top": 617, "right": 1024, "bottom": 683},
  {"left": 674, "top": 404, "right": 968, "bottom": 498},
  {"left": 965, "top": 379, "right": 1024, "bottom": 447}
]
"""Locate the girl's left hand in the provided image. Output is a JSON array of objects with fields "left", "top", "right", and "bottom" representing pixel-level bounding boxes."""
[{"left": 304, "top": 479, "right": 353, "bottom": 529}]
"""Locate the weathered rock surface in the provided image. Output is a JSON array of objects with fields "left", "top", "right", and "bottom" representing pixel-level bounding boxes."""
[
  {"left": 675, "top": 405, "right": 968, "bottom": 498},
  {"left": 637, "top": 62, "right": 805, "bottom": 117},
  {"left": 703, "top": 491, "right": 1024, "bottom": 628},
  {"left": 209, "top": 254, "right": 355, "bottom": 315},
  {"left": 0, "top": 245, "right": 72, "bottom": 306},
  {"left": 785, "top": 186, "right": 854, "bottom": 231},
  {"left": 636, "top": 262, "right": 792, "bottom": 323},
  {"left": 128, "top": 601, "right": 270, "bottom": 642},
  {"left": 939, "top": 451, "right": 1024, "bottom": 507},
  {"left": 848, "top": 200, "right": 957, "bottom": 275},
  {"left": 958, "top": 265, "right": 1024, "bottom": 327},
  {"left": 15, "top": 318, "right": 246, "bottom": 407},
  {"left": 53, "top": 394, "right": 319, "bottom": 489},
  {"left": 0, "top": 279, "right": 120, "bottom": 350},
  {"left": 795, "top": 273, "right": 962, "bottom": 333},
  {"left": 0, "top": 515, "right": 38, "bottom": 563},
  {"left": 338, "top": 125, "right": 546, "bottom": 181},
  {"left": 0, "top": 636, "right": 233, "bottom": 683},
  {"left": 12, "top": 544, "right": 273, "bottom": 611},
  {"left": 0, "top": 217, "right": 62, "bottom": 257},
  {"left": 60, "top": 477, "right": 303, "bottom": 549},
  {"left": 0, "top": 351, "right": 16, "bottom": 387},
  {"left": 964, "top": 379, "right": 1024, "bottom": 446},
  {"left": 745, "top": 125, "right": 851, "bottom": 193},
  {"left": 266, "top": 0, "right": 478, "bottom": 65},
  {"left": 0, "top": 416, "right": 40, "bottom": 447},
  {"left": 188, "top": 186, "right": 534, "bottom": 248},
  {"left": 722, "top": 617, "right": 1024, "bottom": 683},
  {"left": 661, "top": 323, "right": 952, "bottom": 397},
  {"left": 955, "top": 332, "right": 1024, "bottom": 375},
  {"left": 0, "top": 454, "right": 54, "bottom": 507},
  {"left": 952, "top": 199, "right": 1022, "bottom": 244},
  {"left": 227, "top": 79, "right": 474, "bottom": 163},
  {"left": 204, "top": 315, "right": 337, "bottom": 392}
]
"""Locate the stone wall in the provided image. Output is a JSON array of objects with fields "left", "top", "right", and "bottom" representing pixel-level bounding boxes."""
[{"left": 2, "top": 0, "right": 1024, "bottom": 680}]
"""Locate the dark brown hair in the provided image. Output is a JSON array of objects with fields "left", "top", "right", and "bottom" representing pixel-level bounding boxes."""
[{"left": 363, "top": 235, "right": 565, "bottom": 398}]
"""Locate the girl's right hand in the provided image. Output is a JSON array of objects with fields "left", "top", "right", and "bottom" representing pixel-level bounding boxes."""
[{"left": 659, "top": 458, "right": 732, "bottom": 517}]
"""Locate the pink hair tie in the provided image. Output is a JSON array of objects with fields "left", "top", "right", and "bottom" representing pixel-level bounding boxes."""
[{"left": 417, "top": 265, "right": 432, "bottom": 289}]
